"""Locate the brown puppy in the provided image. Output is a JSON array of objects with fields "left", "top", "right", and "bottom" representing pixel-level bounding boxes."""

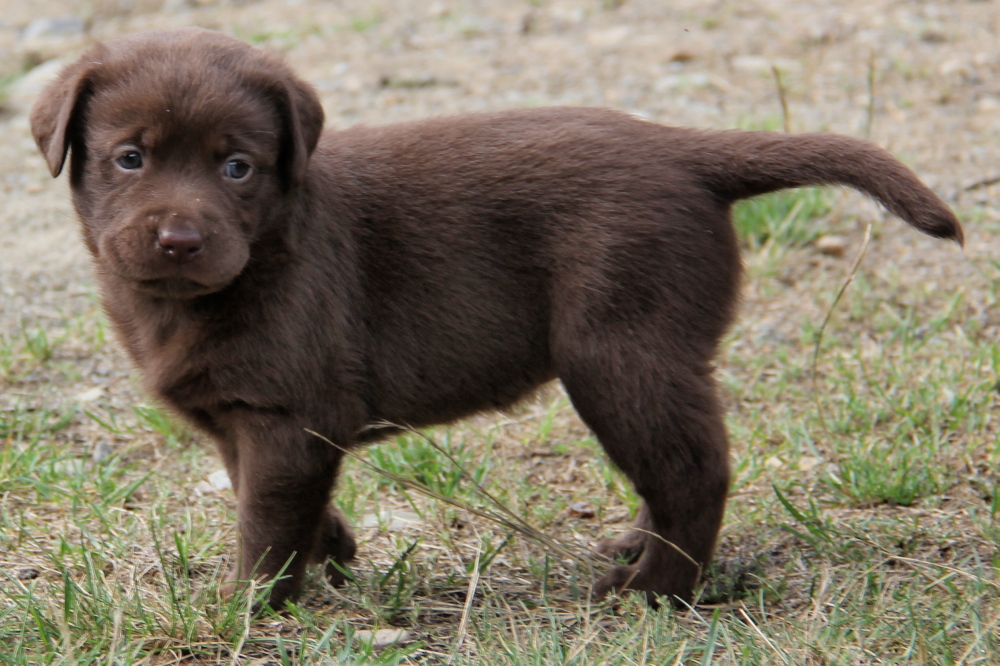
[{"left": 31, "top": 28, "right": 962, "bottom": 609}]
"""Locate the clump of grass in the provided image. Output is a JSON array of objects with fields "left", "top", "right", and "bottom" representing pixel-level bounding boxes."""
[
  {"left": 21, "top": 325, "right": 60, "bottom": 364},
  {"left": 822, "top": 441, "right": 945, "bottom": 507},
  {"left": 234, "top": 24, "right": 322, "bottom": 49},
  {"left": 132, "top": 404, "right": 193, "bottom": 449},
  {"left": 0, "top": 403, "right": 75, "bottom": 442},
  {"left": 0, "top": 323, "right": 65, "bottom": 382},
  {"left": 367, "top": 430, "right": 492, "bottom": 499},
  {"left": 346, "top": 12, "right": 383, "bottom": 33},
  {"left": 733, "top": 187, "right": 833, "bottom": 251}
]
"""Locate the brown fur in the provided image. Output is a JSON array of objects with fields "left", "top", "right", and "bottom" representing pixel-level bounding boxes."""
[{"left": 31, "top": 28, "right": 963, "bottom": 608}]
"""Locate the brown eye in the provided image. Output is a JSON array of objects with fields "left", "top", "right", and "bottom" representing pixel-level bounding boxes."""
[
  {"left": 117, "top": 151, "right": 143, "bottom": 170},
  {"left": 225, "top": 160, "right": 251, "bottom": 180}
]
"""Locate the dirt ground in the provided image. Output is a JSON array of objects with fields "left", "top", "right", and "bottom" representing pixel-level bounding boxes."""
[{"left": 0, "top": 0, "right": 998, "bottom": 658}]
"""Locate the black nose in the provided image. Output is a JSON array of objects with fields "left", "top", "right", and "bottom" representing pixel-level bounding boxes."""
[{"left": 157, "top": 227, "right": 204, "bottom": 263}]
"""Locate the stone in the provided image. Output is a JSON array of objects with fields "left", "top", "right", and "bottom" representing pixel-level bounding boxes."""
[
  {"left": 354, "top": 628, "right": 412, "bottom": 649},
  {"left": 208, "top": 469, "right": 233, "bottom": 490},
  {"left": 22, "top": 16, "right": 85, "bottom": 42},
  {"left": 360, "top": 509, "right": 423, "bottom": 531},
  {"left": 815, "top": 235, "right": 848, "bottom": 257}
]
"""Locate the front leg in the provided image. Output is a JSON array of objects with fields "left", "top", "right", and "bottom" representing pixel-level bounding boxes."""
[{"left": 225, "top": 413, "right": 344, "bottom": 608}]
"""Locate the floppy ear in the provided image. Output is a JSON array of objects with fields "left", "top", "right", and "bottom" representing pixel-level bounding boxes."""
[
  {"left": 277, "top": 76, "right": 325, "bottom": 186},
  {"left": 30, "top": 57, "right": 97, "bottom": 178}
]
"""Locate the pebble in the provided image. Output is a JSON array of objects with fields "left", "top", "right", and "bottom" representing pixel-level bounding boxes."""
[
  {"left": 208, "top": 469, "right": 233, "bottom": 490},
  {"left": 91, "top": 440, "right": 112, "bottom": 463},
  {"left": 798, "top": 456, "right": 824, "bottom": 472},
  {"left": 52, "top": 458, "right": 85, "bottom": 475},
  {"left": 360, "top": 509, "right": 423, "bottom": 531},
  {"left": 354, "top": 628, "right": 411, "bottom": 648},
  {"left": 815, "top": 235, "right": 848, "bottom": 257},
  {"left": 654, "top": 73, "right": 711, "bottom": 92},
  {"left": 74, "top": 386, "right": 105, "bottom": 403},
  {"left": 586, "top": 26, "right": 629, "bottom": 48},
  {"left": 22, "top": 16, "right": 85, "bottom": 42},
  {"left": 193, "top": 481, "right": 216, "bottom": 495},
  {"left": 731, "top": 55, "right": 803, "bottom": 74}
]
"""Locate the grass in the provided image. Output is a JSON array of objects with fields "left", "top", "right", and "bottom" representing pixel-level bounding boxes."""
[
  {"left": 733, "top": 187, "right": 833, "bottom": 250},
  {"left": 1, "top": 188, "right": 998, "bottom": 663}
]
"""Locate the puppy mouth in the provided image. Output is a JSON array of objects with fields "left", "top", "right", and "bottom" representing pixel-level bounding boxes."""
[{"left": 135, "top": 277, "right": 223, "bottom": 298}]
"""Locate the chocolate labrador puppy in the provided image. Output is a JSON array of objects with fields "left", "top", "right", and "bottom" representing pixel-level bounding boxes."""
[{"left": 31, "top": 28, "right": 962, "bottom": 608}]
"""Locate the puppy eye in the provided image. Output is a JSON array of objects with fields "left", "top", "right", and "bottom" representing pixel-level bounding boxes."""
[
  {"left": 117, "top": 151, "right": 143, "bottom": 170},
  {"left": 225, "top": 160, "right": 252, "bottom": 180}
]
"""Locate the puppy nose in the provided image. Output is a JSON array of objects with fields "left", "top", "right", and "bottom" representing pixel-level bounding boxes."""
[{"left": 157, "top": 227, "right": 204, "bottom": 262}]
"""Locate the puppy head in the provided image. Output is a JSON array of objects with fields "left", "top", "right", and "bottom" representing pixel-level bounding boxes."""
[{"left": 30, "top": 28, "right": 324, "bottom": 298}]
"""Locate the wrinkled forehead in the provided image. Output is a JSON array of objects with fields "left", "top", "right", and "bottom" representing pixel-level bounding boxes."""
[{"left": 83, "top": 40, "right": 282, "bottom": 153}]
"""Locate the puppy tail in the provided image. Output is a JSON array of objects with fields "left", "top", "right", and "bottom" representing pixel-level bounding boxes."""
[{"left": 686, "top": 130, "right": 964, "bottom": 246}]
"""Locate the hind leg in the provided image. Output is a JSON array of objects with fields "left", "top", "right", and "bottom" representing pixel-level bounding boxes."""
[
  {"left": 310, "top": 504, "right": 357, "bottom": 587},
  {"left": 595, "top": 504, "right": 651, "bottom": 564},
  {"left": 558, "top": 348, "right": 730, "bottom": 606}
]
